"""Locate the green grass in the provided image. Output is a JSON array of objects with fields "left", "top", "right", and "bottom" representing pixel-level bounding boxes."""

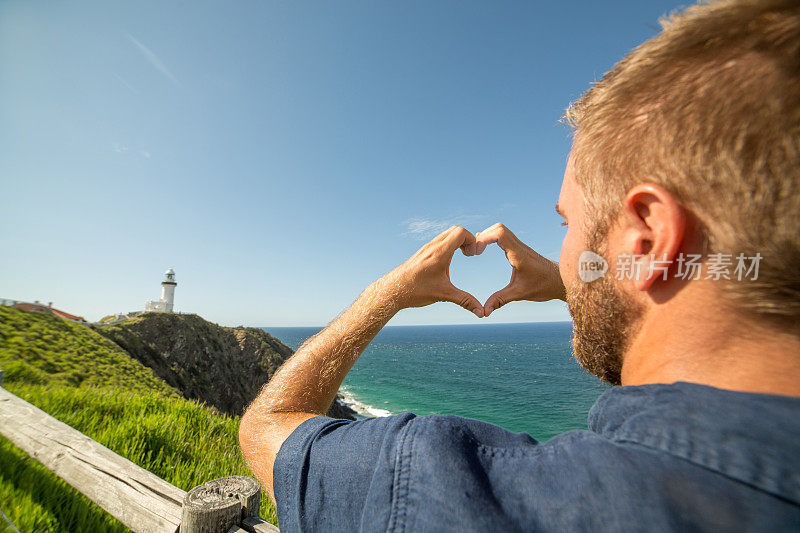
[
  {"left": 0, "top": 306, "right": 174, "bottom": 395},
  {"left": 0, "top": 307, "right": 277, "bottom": 531}
]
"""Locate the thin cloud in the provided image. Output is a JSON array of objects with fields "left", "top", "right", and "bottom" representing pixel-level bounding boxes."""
[
  {"left": 112, "top": 143, "right": 151, "bottom": 159},
  {"left": 113, "top": 72, "right": 139, "bottom": 94},
  {"left": 126, "top": 34, "right": 179, "bottom": 85},
  {"left": 402, "top": 215, "right": 487, "bottom": 241}
]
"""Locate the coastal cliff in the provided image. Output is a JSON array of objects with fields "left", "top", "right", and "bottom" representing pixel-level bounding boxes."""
[{"left": 92, "top": 312, "right": 356, "bottom": 419}]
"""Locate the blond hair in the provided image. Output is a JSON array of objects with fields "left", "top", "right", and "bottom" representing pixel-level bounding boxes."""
[{"left": 565, "top": 0, "right": 800, "bottom": 325}]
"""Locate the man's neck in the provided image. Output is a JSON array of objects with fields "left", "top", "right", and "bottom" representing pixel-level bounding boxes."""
[{"left": 620, "top": 286, "right": 800, "bottom": 398}]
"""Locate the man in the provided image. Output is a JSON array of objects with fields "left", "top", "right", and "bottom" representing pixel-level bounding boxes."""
[{"left": 240, "top": 0, "right": 800, "bottom": 530}]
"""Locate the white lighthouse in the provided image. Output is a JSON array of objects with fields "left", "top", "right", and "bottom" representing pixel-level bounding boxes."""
[{"left": 145, "top": 268, "right": 177, "bottom": 313}]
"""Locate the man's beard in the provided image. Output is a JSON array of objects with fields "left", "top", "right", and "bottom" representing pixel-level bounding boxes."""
[{"left": 565, "top": 252, "right": 644, "bottom": 386}]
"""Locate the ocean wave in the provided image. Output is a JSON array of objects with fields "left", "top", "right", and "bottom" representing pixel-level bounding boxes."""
[{"left": 339, "top": 387, "right": 393, "bottom": 418}]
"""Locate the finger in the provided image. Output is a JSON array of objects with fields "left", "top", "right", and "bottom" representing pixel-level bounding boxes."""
[
  {"left": 443, "top": 226, "right": 477, "bottom": 257},
  {"left": 475, "top": 223, "right": 506, "bottom": 255},
  {"left": 483, "top": 283, "right": 520, "bottom": 317},
  {"left": 460, "top": 235, "right": 478, "bottom": 256},
  {"left": 475, "top": 223, "right": 521, "bottom": 255},
  {"left": 442, "top": 284, "right": 484, "bottom": 318},
  {"left": 460, "top": 237, "right": 478, "bottom": 257},
  {"left": 411, "top": 226, "right": 461, "bottom": 261}
]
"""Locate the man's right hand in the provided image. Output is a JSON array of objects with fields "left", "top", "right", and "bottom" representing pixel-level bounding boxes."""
[{"left": 475, "top": 223, "right": 566, "bottom": 316}]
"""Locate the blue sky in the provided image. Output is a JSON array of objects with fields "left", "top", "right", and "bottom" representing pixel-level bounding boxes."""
[{"left": 0, "top": 0, "right": 684, "bottom": 327}]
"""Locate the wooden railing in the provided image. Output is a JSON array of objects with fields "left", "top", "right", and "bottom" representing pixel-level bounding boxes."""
[{"left": 0, "top": 376, "right": 278, "bottom": 533}]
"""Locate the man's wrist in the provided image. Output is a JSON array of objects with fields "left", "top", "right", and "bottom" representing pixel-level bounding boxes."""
[
  {"left": 547, "top": 260, "right": 566, "bottom": 301},
  {"left": 523, "top": 259, "right": 565, "bottom": 302},
  {"left": 363, "top": 275, "right": 406, "bottom": 318}
]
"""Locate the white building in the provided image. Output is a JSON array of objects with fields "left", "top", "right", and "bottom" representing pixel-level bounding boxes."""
[{"left": 145, "top": 268, "right": 177, "bottom": 313}]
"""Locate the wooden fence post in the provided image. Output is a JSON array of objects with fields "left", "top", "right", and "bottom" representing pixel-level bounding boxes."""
[{"left": 180, "top": 476, "right": 261, "bottom": 533}]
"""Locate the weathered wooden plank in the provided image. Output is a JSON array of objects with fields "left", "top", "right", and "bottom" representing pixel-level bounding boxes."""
[
  {"left": 0, "top": 386, "right": 186, "bottom": 533},
  {"left": 241, "top": 516, "right": 280, "bottom": 533}
]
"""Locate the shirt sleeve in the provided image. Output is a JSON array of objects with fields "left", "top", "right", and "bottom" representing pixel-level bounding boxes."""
[{"left": 273, "top": 413, "right": 417, "bottom": 532}]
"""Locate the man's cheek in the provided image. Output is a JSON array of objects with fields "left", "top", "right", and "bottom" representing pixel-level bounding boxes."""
[{"left": 559, "top": 231, "right": 578, "bottom": 285}]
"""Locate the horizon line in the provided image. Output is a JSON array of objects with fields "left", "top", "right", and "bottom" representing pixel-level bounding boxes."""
[{"left": 257, "top": 320, "right": 572, "bottom": 329}]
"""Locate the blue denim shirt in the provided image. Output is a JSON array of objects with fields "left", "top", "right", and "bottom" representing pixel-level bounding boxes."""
[{"left": 274, "top": 382, "right": 800, "bottom": 532}]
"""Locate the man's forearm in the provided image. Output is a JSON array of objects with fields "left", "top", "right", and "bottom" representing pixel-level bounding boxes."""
[
  {"left": 239, "top": 276, "right": 401, "bottom": 498},
  {"left": 251, "top": 277, "right": 399, "bottom": 417}
]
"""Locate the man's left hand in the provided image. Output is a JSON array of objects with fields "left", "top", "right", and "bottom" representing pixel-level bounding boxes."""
[{"left": 378, "top": 226, "right": 485, "bottom": 317}]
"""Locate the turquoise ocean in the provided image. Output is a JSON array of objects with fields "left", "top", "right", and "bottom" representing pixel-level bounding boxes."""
[{"left": 266, "top": 322, "right": 609, "bottom": 441}]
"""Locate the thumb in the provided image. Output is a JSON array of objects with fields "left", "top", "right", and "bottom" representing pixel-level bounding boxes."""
[
  {"left": 442, "top": 285, "right": 484, "bottom": 318},
  {"left": 483, "top": 284, "right": 519, "bottom": 317}
]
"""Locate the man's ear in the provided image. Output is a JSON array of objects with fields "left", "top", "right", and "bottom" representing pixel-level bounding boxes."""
[{"left": 617, "top": 183, "right": 687, "bottom": 291}]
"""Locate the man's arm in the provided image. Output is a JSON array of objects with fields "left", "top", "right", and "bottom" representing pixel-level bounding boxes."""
[{"left": 238, "top": 226, "right": 485, "bottom": 501}]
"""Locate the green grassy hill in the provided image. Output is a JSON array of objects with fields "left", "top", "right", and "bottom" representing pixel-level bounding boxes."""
[
  {"left": 0, "top": 306, "right": 175, "bottom": 395},
  {"left": 0, "top": 306, "right": 277, "bottom": 532}
]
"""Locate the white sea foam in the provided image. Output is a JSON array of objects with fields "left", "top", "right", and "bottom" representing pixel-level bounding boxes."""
[{"left": 340, "top": 387, "right": 393, "bottom": 418}]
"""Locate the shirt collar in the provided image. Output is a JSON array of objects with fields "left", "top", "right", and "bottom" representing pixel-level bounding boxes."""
[{"left": 588, "top": 381, "right": 800, "bottom": 505}]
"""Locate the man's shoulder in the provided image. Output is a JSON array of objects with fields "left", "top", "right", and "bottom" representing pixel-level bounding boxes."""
[
  {"left": 381, "top": 413, "right": 677, "bottom": 531},
  {"left": 396, "top": 406, "right": 800, "bottom": 531},
  {"left": 405, "top": 412, "right": 631, "bottom": 468},
  {"left": 397, "top": 413, "right": 633, "bottom": 484},
  {"left": 405, "top": 413, "right": 634, "bottom": 470}
]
